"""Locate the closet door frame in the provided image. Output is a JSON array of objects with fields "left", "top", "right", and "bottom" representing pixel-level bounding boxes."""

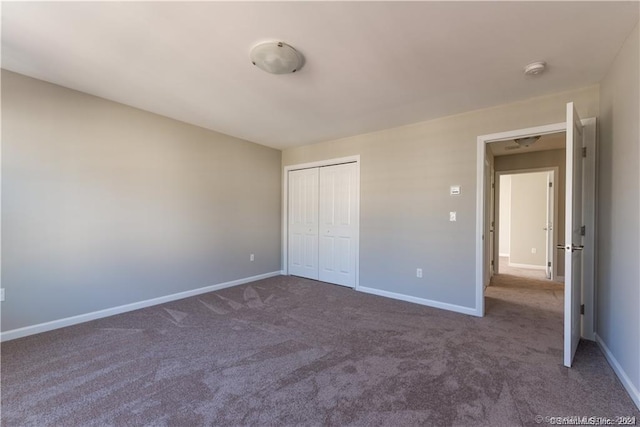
[{"left": 283, "top": 155, "right": 360, "bottom": 290}]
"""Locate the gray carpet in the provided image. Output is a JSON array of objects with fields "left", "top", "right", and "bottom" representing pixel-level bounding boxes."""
[
  {"left": 498, "top": 256, "right": 549, "bottom": 281},
  {"left": 2, "top": 274, "right": 638, "bottom": 426}
]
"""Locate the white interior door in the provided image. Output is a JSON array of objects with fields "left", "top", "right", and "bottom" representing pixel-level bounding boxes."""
[
  {"left": 318, "top": 163, "right": 358, "bottom": 287},
  {"left": 288, "top": 168, "right": 319, "bottom": 280},
  {"left": 564, "top": 102, "right": 584, "bottom": 367},
  {"left": 489, "top": 163, "right": 495, "bottom": 280},
  {"left": 483, "top": 160, "right": 492, "bottom": 287},
  {"left": 545, "top": 172, "right": 554, "bottom": 280}
]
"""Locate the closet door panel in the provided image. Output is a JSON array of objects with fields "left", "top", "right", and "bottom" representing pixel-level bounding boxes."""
[
  {"left": 288, "top": 168, "right": 319, "bottom": 280},
  {"left": 319, "top": 163, "right": 357, "bottom": 287}
]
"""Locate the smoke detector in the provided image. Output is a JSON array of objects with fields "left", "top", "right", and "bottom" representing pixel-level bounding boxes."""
[{"left": 523, "top": 61, "right": 546, "bottom": 76}]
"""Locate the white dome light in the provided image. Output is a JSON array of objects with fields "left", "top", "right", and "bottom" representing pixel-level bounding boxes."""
[
  {"left": 524, "top": 61, "right": 546, "bottom": 76},
  {"left": 250, "top": 41, "right": 304, "bottom": 74}
]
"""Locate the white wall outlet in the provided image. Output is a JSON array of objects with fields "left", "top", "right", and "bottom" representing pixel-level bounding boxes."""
[
  {"left": 250, "top": 254, "right": 255, "bottom": 261},
  {"left": 449, "top": 211, "right": 457, "bottom": 222},
  {"left": 416, "top": 268, "right": 423, "bottom": 278},
  {"left": 0, "top": 288, "right": 4, "bottom": 302},
  {"left": 450, "top": 185, "right": 461, "bottom": 195},
  {"left": 531, "top": 248, "right": 537, "bottom": 254}
]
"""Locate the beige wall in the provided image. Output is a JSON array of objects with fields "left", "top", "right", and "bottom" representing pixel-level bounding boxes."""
[
  {"left": 508, "top": 172, "right": 548, "bottom": 267},
  {"left": 283, "top": 86, "right": 598, "bottom": 309},
  {"left": 495, "top": 149, "right": 566, "bottom": 276},
  {"left": 597, "top": 22, "right": 639, "bottom": 402},
  {"left": 1, "top": 70, "right": 282, "bottom": 332}
]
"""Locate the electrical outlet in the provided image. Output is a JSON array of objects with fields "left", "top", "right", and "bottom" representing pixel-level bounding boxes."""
[
  {"left": 531, "top": 248, "right": 537, "bottom": 254},
  {"left": 0, "top": 288, "right": 4, "bottom": 302},
  {"left": 250, "top": 254, "right": 255, "bottom": 262},
  {"left": 416, "top": 268, "right": 423, "bottom": 278},
  {"left": 449, "top": 211, "right": 457, "bottom": 222}
]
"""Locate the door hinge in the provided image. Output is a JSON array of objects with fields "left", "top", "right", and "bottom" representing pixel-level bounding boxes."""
[
  {"left": 582, "top": 147, "right": 587, "bottom": 158},
  {"left": 548, "top": 261, "right": 551, "bottom": 267},
  {"left": 580, "top": 225, "right": 586, "bottom": 236},
  {"left": 549, "top": 182, "right": 553, "bottom": 187},
  {"left": 491, "top": 260, "right": 494, "bottom": 266},
  {"left": 491, "top": 183, "right": 495, "bottom": 189},
  {"left": 580, "top": 304, "right": 585, "bottom": 315},
  {"left": 491, "top": 221, "right": 495, "bottom": 227}
]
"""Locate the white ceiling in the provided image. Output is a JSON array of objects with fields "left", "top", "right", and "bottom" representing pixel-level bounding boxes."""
[{"left": 2, "top": 2, "right": 638, "bottom": 150}]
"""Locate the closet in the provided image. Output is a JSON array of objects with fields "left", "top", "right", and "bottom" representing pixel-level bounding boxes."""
[{"left": 288, "top": 162, "right": 358, "bottom": 287}]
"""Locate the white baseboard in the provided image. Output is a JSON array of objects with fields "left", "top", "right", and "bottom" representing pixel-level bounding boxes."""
[
  {"left": 507, "top": 262, "right": 546, "bottom": 270},
  {"left": 358, "top": 286, "right": 478, "bottom": 317},
  {"left": 595, "top": 333, "right": 640, "bottom": 410},
  {"left": 0, "top": 271, "right": 282, "bottom": 342}
]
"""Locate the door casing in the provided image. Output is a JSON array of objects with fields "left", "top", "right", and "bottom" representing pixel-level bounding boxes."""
[
  {"left": 494, "top": 167, "right": 559, "bottom": 281},
  {"left": 476, "top": 118, "right": 597, "bottom": 342}
]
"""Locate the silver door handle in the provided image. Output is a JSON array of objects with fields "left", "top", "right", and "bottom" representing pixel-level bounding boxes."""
[{"left": 557, "top": 244, "right": 584, "bottom": 252}]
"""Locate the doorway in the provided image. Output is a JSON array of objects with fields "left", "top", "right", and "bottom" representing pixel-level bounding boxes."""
[
  {"left": 496, "top": 169, "right": 560, "bottom": 282},
  {"left": 476, "top": 105, "right": 597, "bottom": 367}
]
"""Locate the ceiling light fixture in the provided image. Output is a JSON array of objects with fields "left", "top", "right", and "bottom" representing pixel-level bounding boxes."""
[
  {"left": 514, "top": 136, "right": 541, "bottom": 147},
  {"left": 250, "top": 41, "right": 304, "bottom": 74},
  {"left": 523, "top": 61, "right": 546, "bottom": 76}
]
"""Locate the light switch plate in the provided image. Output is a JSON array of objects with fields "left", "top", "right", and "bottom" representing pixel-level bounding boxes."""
[
  {"left": 450, "top": 185, "right": 461, "bottom": 195},
  {"left": 449, "top": 211, "right": 457, "bottom": 222}
]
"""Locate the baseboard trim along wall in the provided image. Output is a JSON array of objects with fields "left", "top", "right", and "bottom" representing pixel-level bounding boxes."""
[
  {"left": 0, "top": 271, "right": 282, "bottom": 342},
  {"left": 507, "top": 262, "right": 546, "bottom": 270},
  {"left": 358, "top": 286, "right": 478, "bottom": 317},
  {"left": 595, "top": 334, "right": 640, "bottom": 410}
]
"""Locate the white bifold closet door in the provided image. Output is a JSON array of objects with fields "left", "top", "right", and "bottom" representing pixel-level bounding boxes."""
[
  {"left": 288, "top": 167, "right": 320, "bottom": 280},
  {"left": 318, "top": 163, "right": 358, "bottom": 287},
  {"left": 288, "top": 163, "right": 357, "bottom": 287}
]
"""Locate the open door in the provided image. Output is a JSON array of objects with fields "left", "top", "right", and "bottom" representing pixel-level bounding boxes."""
[
  {"left": 563, "top": 102, "right": 584, "bottom": 367},
  {"left": 545, "top": 172, "right": 554, "bottom": 280},
  {"left": 482, "top": 160, "right": 493, "bottom": 288}
]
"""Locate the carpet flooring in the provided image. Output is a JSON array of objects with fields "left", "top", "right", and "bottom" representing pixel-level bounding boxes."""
[
  {"left": 498, "top": 256, "right": 550, "bottom": 281},
  {"left": 2, "top": 274, "right": 638, "bottom": 426}
]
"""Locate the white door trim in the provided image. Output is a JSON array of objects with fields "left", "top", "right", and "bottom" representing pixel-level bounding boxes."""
[
  {"left": 282, "top": 155, "right": 361, "bottom": 290},
  {"left": 476, "top": 118, "right": 596, "bottom": 340},
  {"left": 494, "top": 167, "right": 559, "bottom": 281}
]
